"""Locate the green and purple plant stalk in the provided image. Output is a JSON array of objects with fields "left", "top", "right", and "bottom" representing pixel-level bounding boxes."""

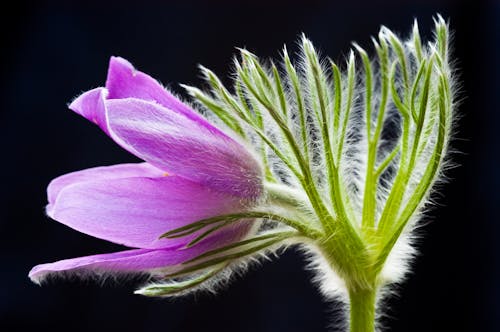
[{"left": 30, "top": 16, "right": 455, "bottom": 331}]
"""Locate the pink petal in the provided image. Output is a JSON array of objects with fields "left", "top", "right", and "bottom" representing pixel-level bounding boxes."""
[
  {"left": 68, "top": 87, "right": 147, "bottom": 160},
  {"left": 27, "top": 249, "right": 181, "bottom": 283},
  {"left": 29, "top": 249, "right": 160, "bottom": 283},
  {"left": 48, "top": 173, "right": 250, "bottom": 249},
  {"left": 68, "top": 59, "right": 263, "bottom": 199},
  {"left": 69, "top": 87, "right": 109, "bottom": 135},
  {"left": 29, "top": 224, "right": 250, "bottom": 284},
  {"left": 48, "top": 163, "right": 164, "bottom": 205},
  {"left": 106, "top": 98, "right": 262, "bottom": 199},
  {"left": 105, "top": 56, "right": 216, "bottom": 132},
  {"left": 69, "top": 59, "right": 223, "bottom": 141}
]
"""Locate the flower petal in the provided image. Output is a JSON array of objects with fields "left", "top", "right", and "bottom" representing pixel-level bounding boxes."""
[
  {"left": 48, "top": 174, "right": 251, "bottom": 249},
  {"left": 105, "top": 98, "right": 262, "bottom": 199},
  {"left": 27, "top": 245, "right": 207, "bottom": 284},
  {"left": 48, "top": 163, "right": 164, "bottom": 206},
  {"left": 69, "top": 87, "right": 109, "bottom": 135},
  {"left": 68, "top": 58, "right": 263, "bottom": 199},
  {"left": 29, "top": 249, "right": 158, "bottom": 283},
  {"left": 69, "top": 59, "right": 222, "bottom": 141},
  {"left": 105, "top": 56, "right": 214, "bottom": 130}
]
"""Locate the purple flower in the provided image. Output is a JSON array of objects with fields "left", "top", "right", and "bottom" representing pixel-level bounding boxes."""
[{"left": 29, "top": 57, "right": 263, "bottom": 283}]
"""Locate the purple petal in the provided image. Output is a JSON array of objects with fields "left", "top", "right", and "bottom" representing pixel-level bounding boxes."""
[
  {"left": 105, "top": 56, "right": 216, "bottom": 131},
  {"left": 69, "top": 87, "right": 109, "bottom": 135},
  {"left": 48, "top": 163, "right": 164, "bottom": 205},
  {"left": 68, "top": 58, "right": 263, "bottom": 199},
  {"left": 29, "top": 223, "right": 249, "bottom": 284},
  {"left": 105, "top": 98, "right": 262, "bottom": 199},
  {"left": 69, "top": 59, "right": 223, "bottom": 140},
  {"left": 29, "top": 249, "right": 161, "bottom": 283},
  {"left": 48, "top": 173, "right": 250, "bottom": 249}
]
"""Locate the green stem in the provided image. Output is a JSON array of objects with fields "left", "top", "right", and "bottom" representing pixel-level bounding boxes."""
[{"left": 348, "top": 287, "right": 377, "bottom": 332}]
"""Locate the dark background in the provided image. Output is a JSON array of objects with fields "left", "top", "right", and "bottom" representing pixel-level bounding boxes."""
[{"left": 1, "top": 0, "right": 498, "bottom": 331}]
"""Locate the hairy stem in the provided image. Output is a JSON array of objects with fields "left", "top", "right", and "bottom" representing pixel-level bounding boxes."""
[{"left": 348, "top": 287, "right": 377, "bottom": 332}]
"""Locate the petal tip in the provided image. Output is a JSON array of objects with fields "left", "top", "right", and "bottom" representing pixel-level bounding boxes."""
[
  {"left": 28, "top": 265, "right": 45, "bottom": 285},
  {"left": 110, "top": 56, "right": 134, "bottom": 69},
  {"left": 68, "top": 87, "right": 106, "bottom": 115},
  {"left": 45, "top": 203, "right": 55, "bottom": 219},
  {"left": 108, "top": 56, "right": 136, "bottom": 78},
  {"left": 68, "top": 88, "right": 109, "bottom": 134},
  {"left": 47, "top": 175, "right": 65, "bottom": 206}
]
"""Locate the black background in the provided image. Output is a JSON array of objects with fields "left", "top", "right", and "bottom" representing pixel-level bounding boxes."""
[{"left": 1, "top": 0, "right": 498, "bottom": 331}]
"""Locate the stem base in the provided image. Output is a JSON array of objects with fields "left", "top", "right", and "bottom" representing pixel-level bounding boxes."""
[{"left": 348, "top": 287, "right": 377, "bottom": 332}]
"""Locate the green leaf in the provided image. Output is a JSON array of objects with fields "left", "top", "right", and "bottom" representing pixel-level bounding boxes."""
[
  {"left": 160, "top": 211, "right": 322, "bottom": 240},
  {"left": 134, "top": 264, "right": 226, "bottom": 297},
  {"left": 181, "top": 84, "right": 246, "bottom": 137},
  {"left": 165, "top": 231, "right": 298, "bottom": 278}
]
